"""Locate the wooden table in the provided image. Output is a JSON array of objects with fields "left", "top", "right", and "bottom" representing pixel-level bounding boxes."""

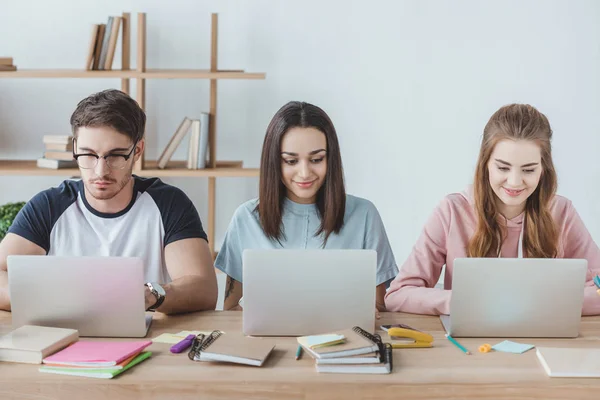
[{"left": 0, "top": 311, "right": 599, "bottom": 399}]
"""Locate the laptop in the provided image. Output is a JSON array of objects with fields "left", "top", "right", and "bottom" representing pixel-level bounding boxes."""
[
  {"left": 7, "top": 255, "right": 152, "bottom": 337},
  {"left": 242, "top": 249, "right": 376, "bottom": 336},
  {"left": 440, "top": 258, "right": 587, "bottom": 338}
]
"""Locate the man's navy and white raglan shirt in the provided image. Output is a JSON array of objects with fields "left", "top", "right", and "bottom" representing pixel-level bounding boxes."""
[{"left": 8, "top": 177, "right": 207, "bottom": 282}]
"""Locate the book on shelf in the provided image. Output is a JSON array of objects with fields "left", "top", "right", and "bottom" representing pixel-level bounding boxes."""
[
  {"left": 187, "top": 120, "right": 200, "bottom": 169},
  {"left": 0, "top": 57, "right": 16, "bottom": 71},
  {"left": 158, "top": 117, "right": 193, "bottom": 169},
  {"left": 43, "top": 135, "right": 72, "bottom": 145},
  {"left": 159, "top": 115, "right": 211, "bottom": 170},
  {"left": 92, "top": 24, "right": 106, "bottom": 70},
  {"left": 0, "top": 325, "right": 79, "bottom": 364},
  {"left": 189, "top": 330, "right": 275, "bottom": 367},
  {"left": 44, "top": 151, "right": 74, "bottom": 161},
  {"left": 45, "top": 142, "right": 73, "bottom": 152},
  {"left": 37, "top": 158, "right": 77, "bottom": 169},
  {"left": 86, "top": 14, "right": 122, "bottom": 71}
]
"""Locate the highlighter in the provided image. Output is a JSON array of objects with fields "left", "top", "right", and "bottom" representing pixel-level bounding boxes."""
[{"left": 170, "top": 334, "right": 196, "bottom": 353}]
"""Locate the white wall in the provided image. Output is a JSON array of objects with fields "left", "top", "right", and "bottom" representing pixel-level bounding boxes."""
[{"left": 1, "top": 0, "right": 599, "bottom": 271}]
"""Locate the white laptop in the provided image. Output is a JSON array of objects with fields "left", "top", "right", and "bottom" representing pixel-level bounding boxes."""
[
  {"left": 440, "top": 258, "right": 587, "bottom": 338},
  {"left": 242, "top": 249, "right": 376, "bottom": 336},
  {"left": 7, "top": 256, "right": 152, "bottom": 337}
]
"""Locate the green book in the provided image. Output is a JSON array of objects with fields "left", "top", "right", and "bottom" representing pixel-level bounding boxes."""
[{"left": 39, "top": 351, "right": 151, "bottom": 379}]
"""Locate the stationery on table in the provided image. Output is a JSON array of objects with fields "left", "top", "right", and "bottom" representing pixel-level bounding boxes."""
[
  {"left": 299, "top": 334, "right": 346, "bottom": 349},
  {"left": 381, "top": 324, "right": 434, "bottom": 348},
  {"left": 43, "top": 340, "right": 152, "bottom": 367},
  {"left": 188, "top": 331, "right": 275, "bottom": 367},
  {"left": 170, "top": 334, "right": 196, "bottom": 354},
  {"left": 153, "top": 330, "right": 219, "bottom": 344},
  {"left": 39, "top": 340, "right": 152, "bottom": 379},
  {"left": 297, "top": 327, "right": 380, "bottom": 359},
  {"left": 445, "top": 334, "right": 471, "bottom": 355},
  {"left": 315, "top": 343, "right": 393, "bottom": 374},
  {"left": 40, "top": 352, "right": 152, "bottom": 379},
  {"left": 295, "top": 345, "right": 303, "bottom": 360},
  {"left": 492, "top": 340, "right": 535, "bottom": 354},
  {"left": 0, "top": 325, "right": 79, "bottom": 364},
  {"left": 536, "top": 347, "right": 600, "bottom": 377},
  {"left": 594, "top": 275, "right": 600, "bottom": 295},
  {"left": 298, "top": 326, "right": 393, "bottom": 374}
]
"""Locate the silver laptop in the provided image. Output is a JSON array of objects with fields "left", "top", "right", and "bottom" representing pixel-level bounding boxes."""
[
  {"left": 8, "top": 255, "right": 152, "bottom": 337},
  {"left": 440, "top": 258, "right": 587, "bottom": 338},
  {"left": 242, "top": 249, "right": 376, "bottom": 336}
]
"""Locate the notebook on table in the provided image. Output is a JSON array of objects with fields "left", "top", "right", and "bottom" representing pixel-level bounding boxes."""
[
  {"left": 42, "top": 340, "right": 152, "bottom": 367},
  {"left": 315, "top": 351, "right": 380, "bottom": 365},
  {"left": 315, "top": 343, "right": 393, "bottom": 374},
  {"left": 39, "top": 351, "right": 152, "bottom": 379},
  {"left": 0, "top": 325, "right": 79, "bottom": 364},
  {"left": 189, "top": 331, "right": 275, "bottom": 367},
  {"left": 297, "top": 327, "right": 380, "bottom": 359},
  {"left": 536, "top": 347, "right": 600, "bottom": 377}
]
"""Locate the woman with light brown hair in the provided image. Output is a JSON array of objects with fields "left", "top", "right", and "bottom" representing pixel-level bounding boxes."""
[{"left": 385, "top": 104, "right": 600, "bottom": 315}]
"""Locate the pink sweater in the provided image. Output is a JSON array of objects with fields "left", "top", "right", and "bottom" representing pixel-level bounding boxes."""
[{"left": 384, "top": 189, "right": 600, "bottom": 316}]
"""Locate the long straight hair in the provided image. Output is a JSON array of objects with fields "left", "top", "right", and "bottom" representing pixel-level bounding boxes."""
[
  {"left": 468, "top": 104, "right": 559, "bottom": 258},
  {"left": 257, "top": 101, "right": 346, "bottom": 243}
]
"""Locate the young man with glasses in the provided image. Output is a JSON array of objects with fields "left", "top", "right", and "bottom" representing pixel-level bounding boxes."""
[{"left": 0, "top": 89, "right": 217, "bottom": 314}]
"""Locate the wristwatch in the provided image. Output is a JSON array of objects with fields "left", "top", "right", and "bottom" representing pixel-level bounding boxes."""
[{"left": 145, "top": 282, "right": 166, "bottom": 311}]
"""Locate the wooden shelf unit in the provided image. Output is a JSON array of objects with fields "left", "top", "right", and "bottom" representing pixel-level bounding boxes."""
[
  {"left": 0, "top": 12, "right": 265, "bottom": 255},
  {"left": 0, "top": 160, "right": 259, "bottom": 178},
  {"left": 0, "top": 69, "right": 266, "bottom": 80}
]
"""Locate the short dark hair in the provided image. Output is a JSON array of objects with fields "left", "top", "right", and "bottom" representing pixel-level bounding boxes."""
[
  {"left": 258, "top": 101, "right": 346, "bottom": 244},
  {"left": 70, "top": 89, "right": 146, "bottom": 143}
]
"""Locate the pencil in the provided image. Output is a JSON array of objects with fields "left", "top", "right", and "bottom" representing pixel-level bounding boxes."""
[
  {"left": 445, "top": 334, "right": 471, "bottom": 355},
  {"left": 295, "top": 345, "right": 303, "bottom": 360}
]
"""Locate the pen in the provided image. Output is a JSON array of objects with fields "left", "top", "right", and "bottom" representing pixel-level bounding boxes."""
[
  {"left": 170, "top": 334, "right": 196, "bottom": 354},
  {"left": 295, "top": 345, "right": 303, "bottom": 360},
  {"left": 445, "top": 334, "right": 471, "bottom": 355}
]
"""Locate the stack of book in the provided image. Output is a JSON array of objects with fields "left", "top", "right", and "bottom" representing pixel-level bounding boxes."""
[
  {"left": 0, "top": 57, "right": 16, "bottom": 71},
  {"left": 39, "top": 340, "right": 152, "bottom": 379},
  {"left": 85, "top": 15, "right": 123, "bottom": 71},
  {"left": 297, "top": 326, "right": 392, "bottom": 374},
  {"left": 37, "top": 135, "right": 77, "bottom": 169}
]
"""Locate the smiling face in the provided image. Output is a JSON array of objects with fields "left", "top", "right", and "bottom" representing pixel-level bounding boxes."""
[
  {"left": 487, "top": 138, "right": 543, "bottom": 219},
  {"left": 280, "top": 127, "right": 328, "bottom": 204}
]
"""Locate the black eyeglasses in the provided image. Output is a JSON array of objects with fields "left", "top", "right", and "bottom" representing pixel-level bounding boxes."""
[{"left": 72, "top": 139, "right": 138, "bottom": 170}]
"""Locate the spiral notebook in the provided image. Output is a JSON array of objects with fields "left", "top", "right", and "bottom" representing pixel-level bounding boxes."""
[
  {"left": 315, "top": 343, "right": 393, "bottom": 374},
  {"left": 189, "top": 331, "right": 275, "bottom": 367},
  {"left": 297, "top": 327, "right": 381, "bottom": 359}
]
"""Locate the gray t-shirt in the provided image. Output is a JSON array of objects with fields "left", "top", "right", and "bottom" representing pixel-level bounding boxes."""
[{"left": 215, "top": 194, "right": 398, "bottom": 285}]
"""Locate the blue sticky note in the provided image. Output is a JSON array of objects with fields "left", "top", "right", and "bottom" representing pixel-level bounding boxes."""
[{"left": 492, "top": 340, "right": 535, "bottom": 354}]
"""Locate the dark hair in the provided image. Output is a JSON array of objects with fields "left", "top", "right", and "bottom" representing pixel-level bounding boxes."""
[
  {"left": 70, "top": 89, "right": 146, "bottom": 143},
  {"left": 258, "top": 101, "right": 346, "bottom": 243}
]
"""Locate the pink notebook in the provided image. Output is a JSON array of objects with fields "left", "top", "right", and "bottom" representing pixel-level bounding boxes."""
[{"left": 43, "top": 341, "right": 152, "bottom": 367}]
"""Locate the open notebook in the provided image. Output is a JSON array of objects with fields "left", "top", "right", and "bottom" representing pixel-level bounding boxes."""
[
  {"left": 297, "top": 327, "right": 380, "bottom": 359},
  {"left": 536, "top": 347, "right": 600, "bottom": 378},
  {"left": 190, "top": 331, "right": 275, "bottom": 367}
]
